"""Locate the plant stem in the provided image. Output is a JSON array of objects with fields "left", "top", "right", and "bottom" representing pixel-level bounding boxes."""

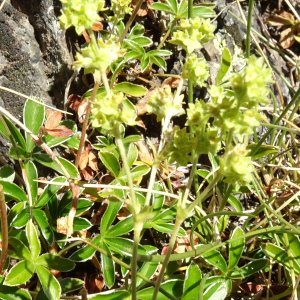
[
  {"left": 131, "top": 226, "right": 142, "bottom": 300},
  {"left": 119, "top": 0, "right": 144, "bottom": 43},
  {"left": 75, "top": 79, "right": 100, "bottom": 168},
  {"left": 101, "top": 69, "right": 111, "bottom": 98},
  {"left": 245, "top": 0, "right": 254, "bottom": 58},
  {"left": 144, "top": 163, "right": 158, "bottom": 207},
  {"left": 0, "top": 184, "right": 7, "bottom": 275},
  {"left": 151, "top": 216, "right": 182, "bottom": 300},
  {"left": 157, "top": 18, "right": 177, "bottom": 50},
  {"left": 114, "top": 128, "right": 137, "bottom": 214}
]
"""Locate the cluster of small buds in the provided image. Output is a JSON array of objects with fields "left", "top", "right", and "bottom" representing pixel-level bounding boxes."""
[
  {"left": 109, "top": 0, "right": 133, "bottom": 23},
  {"left": 73, "top": 37, "right": 126, "bottom": 73},
  {"left": 146, "top": 87, "right": 185, "bottom": 122},
  {"left": 169, "top": 17, "right": 215, "bottom": 54},
  {"left": 219, "top": 144, "right": 254, "bottom": 187},
  {"left": 182, "top": 53, "right": 210, "bottom": 87},
  {"left": 59, "top": 0, "right": 105, "bottom": 34},
  {"left": 231, "top": 55, "right": 273, "bottom": 107},
  {"left": 91, "top": 92, "right": 136, "bottom": 134},
  {"left": 159, "top": 126, "right": 196, "bottom": 167}
]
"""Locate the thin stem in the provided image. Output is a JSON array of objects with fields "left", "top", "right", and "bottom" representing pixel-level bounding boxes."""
[
  {"left": 151, "top": 217, "right": 182, "bottom": 300},
  {"left": 114, "top": 128, "right": 137, "bottom": 214},
  {"left": 245, "top": 0, "right": 254, "bottom": 58},
  {"left": 119, "top": 0, "right": 144, "bottom": 43},
  {"left": 157, "top": 18, "right": 177, "bottom": 50},
  {"left": 75, "top": 79, "right": 100, "bottom": 168},
  {"left": 284, "top": 233, "right": 296, "bottom": 293},
  {"left": 0, "top": 184, "right": 8, "bottom": 275},
  {"left": 101, "top": 69, "right": 111, "bottom": 98},
  {"left": 131, "top": 226, "right": 142, "bottom": 300},
  {"left": 144, "top": 163, "right": 158, "bottom": 207}
]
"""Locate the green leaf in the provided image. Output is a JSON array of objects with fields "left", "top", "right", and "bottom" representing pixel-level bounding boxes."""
[
  {"left": 11, "top": 206, "right": 30, "bottom": 228},
  {"left": 182, "top": 263, "right": 201, "bottom": 300},
  {"left": 217, "top": 215, "right": 229, "bottom": 233},
  {"left": 24, "top": 98, "right": 44, "bottom": 152},
  {"left": 65, "top": 136, "right": 80, "bottom": 149},
  {"left": 36, "top": 254, "right": 75, "bottom": 271},
  {"left": 227, "top": 258, "right": 269, "bottom": 279},
  {"left": 136, "top": 279, "right": 184, "bottom": 300},
  {"left": 8, "top": 230, "right": 28, "bottom": 247},
  {"left": 7, "top": 202, "right": 27, "bottom": 228},
  {"left": 247, "top": 144, "right": 278, "bottom": 160},
  {"left": 146, "top": 50, "right": 172, "bottom": 57},
  {"left": 0, "top": 276, "right": 31, "bottom": 300},
  {"left": 89, "top": 290, "right": 131, "bottom": 300},
  {"left": 165, "top": 0, "right": 177, "bottom": 14},
  {"left": 132, "top": 37, "right": 152, "bottom": 47},
  {"left": 119, "top": 164, "right": 150, "bottom": 182},
  {"left": 59, "top": 198, "right": 93, "bottom": 217},
  {"left": 216, "top": 48, "right": 231, "bottom": 85},
  {"left": 227, "top": 194, "right": 243, "bottom": 212},
  {"left": 35, "top": 176, "right": 67, "bottom": 208},
  {"left": 0, "top": 165, "right": 15, "bottom": 182},
  {"left": 228, "top": 227, "right": 244, "bottom": 270},
  {"left": 150, "top": 55, "right": 166, "bottom": 70},
  {"left": 101, "top": 201, "right": 122, "bottom": 235},
  {"left": 33, "top": 209, "right": 55, "bottom": 245},
  {"left": 152, "top": 223, "right": 186, "bottom": 237},
  {"left": 100, "top": 240, "right": 115, "bottom": 288},
  {"left": 177, "top": 0, "right": 187, "bottom": 15},
  {"left": 141, "top": 56, "right": 150, "bottom": 72},
  {"left": 201, "top": 248, "right": 227, "bottom": 273},
  {"left": 99, "top": 152, "right": 121, "bottom": 178},
  {"left": 7, "top": 237, "right": 31, "bottom": 260},
  {"left": 285, "top": 233, "right": 300, "bottom": 265},
  {"left": 126, "top": 143, "right": 138, "bottom": 169},
  {"left": 24, "top": 160, "right": 38, "bottom": 203},
  {"left": 60, "top": 277, "right": 84, "bottom": 293},
  {"left": 73, "top": 217, "right": 92, "bottom": 231},
  {"left": 4, "top": 260, "right": 35, "bottom": 286},
  {"left": 152, "top": 183, "right": 165, "bottom": 216},
  {"left": 105, "top": 216, "right": 134, "bottom": 237},
  {"left": 123, "top": 135, "right": 143, "bottom": 144},
  {"left": 36, "top": 264, "right": 61, "bottom": 300},
  {"left": 150, "top": 3, "right": 175, "bottom": 15},
  {"left": 104, "top": 237, "right": 147, "bottom": 256},
  {"left": 26, "top": 220, "right": 41, "bottom": 260},
  {"left": 0, "top": 116, "right": 26, "bottom": 150},
  {"left": 125, "top": 50, "right": 143, "bottom": 62},
  {"left": 180, "top": 6, "right": 215, "bottom": 18},
  {"left": 135, "top": 261, "right": 159, "bottom": 290},
  {"left": 9, "top": 145, "right": 31, "bottom": 160},
  {"left": 151, "top": 205, "right": 177, "bottom": 223},
  {"left": 69, "top": 235, "right": 102, "bottom": 262},
  {"left": 203, "top": 281, "right": 227, "bottom": 300},
  {"left": 128, "top": 24, "right": 145, "bottom": 39},
  {"left": 0, "top": 180, "right": 27, "bottom": 202},
  {"left": 262, "top": 243, "right": 300, "bottom": 275},
  {"left": 32, "top": 154, "right": 79, "bottom": 179},
  {"left": 113, "top": 82, "right": 148, "bottom": 97}
]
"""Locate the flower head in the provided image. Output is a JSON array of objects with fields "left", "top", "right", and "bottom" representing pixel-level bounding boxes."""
[
  {"left": 169, "top": 18, "right": 215, "bottom": 54},
  {"left": 60, "top": 0, "right": 105, "bottom": 34},
  {"left": 73, "top": 37, "right": 126, "bottom": 73}
]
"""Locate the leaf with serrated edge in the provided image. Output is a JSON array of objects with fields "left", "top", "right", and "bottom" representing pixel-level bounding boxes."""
[
  {"left": 4, "top": 260, "right": 35, "bottom": 286},
  {"left": 36, "top": 265, "right": 61, "bottom": 300}
]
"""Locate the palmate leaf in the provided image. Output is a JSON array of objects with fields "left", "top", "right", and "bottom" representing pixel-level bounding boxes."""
[
  {"left": 7, "top": 237, "right": 31, "bottom": 260},
  {"left": 0, "top": 276, "right": 31, "bottom": 300},
  {"left": 36, "top": 254, "right": 75, "bottom": 272}
]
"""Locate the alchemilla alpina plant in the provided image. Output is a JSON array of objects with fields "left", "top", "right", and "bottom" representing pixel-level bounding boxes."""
[{"left": 0, "top": 1, "right": 285, "bottom": 300}]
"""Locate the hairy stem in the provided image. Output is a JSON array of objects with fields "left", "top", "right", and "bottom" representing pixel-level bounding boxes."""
[{"left": 0, "top": 184, "right": 7, "bottom": 275}]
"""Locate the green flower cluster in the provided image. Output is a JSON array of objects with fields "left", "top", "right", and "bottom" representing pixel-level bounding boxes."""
[
  {"left": 169, "top": 17, "right": 215, "bottom": 54},
  {"left": 109, "top": 0, "right": 133, "bottom": 23},
  {"left": 219, "top": 144, "right": 254, "bottom": 187},
  {"left": 232, "top": 55, "right": 273, "bottom": 106},
  {"left": 91, "top": 92, "right": 137, "bottom": 133},
  {"left": 59, "top": 0, "right": 105, "bottom": 34},
  {"left": 182, "top": 54, "right": 210, "bottom": 87},
  {"left": 146, "top": 87, "right": 185, "bottom": 122},
  {"left": 73, "top": 38, "right": 126, "bottom": 73},
  {"left": 159, "top": 126, "right": 196, "bottom": 167}
]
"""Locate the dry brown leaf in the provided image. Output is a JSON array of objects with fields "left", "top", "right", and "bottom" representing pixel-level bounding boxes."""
[
  {"left": 82, "top": 29, "right": 91, "bottom": 43},
  {"left": 81, "top": 167, "right": 94, "bottom": 181},
  {"left": 267, "top": 10, "right": 295, "bottom": 26},
  {"left": 161, "top": 77, "right": 180, "bottom": 88},
  {"left": 86, "top": 274, "right": 105, "bottom": 294},
  {"left": 88, "top": 151, "right": 98, "bottom": 172},
  {"left": 79, "top": 150, "right": 89, "bottom": 170},
  {"left": 56, "top": 216, "right": 68, "bottom": 235},
  {"left": 135, "top": 140, "right": 154, "bottom": 165},
  {"left": 174, "top": 236, "right": 187, "bottom": 254},
  {"left": 279, "top": 27, "right": 295, "bottom": 48},
  {"left": 135, "top": 117, "right": 146, "bottom": 130},
  {"left": 78, "top": 100, "right": 88, "bottom": 123},
  {"left": 45, "top": 111, "right": 62, "bottom": 129},
  {"left": 131, "top": 0, "right": 153, "bottom": 17},
  {"left": 136, "top": 87, "right": 157, "bottom": 116},
  {"left": 92, "top": 20, "right": 103, "bottom": 31},
  {"left": 117, "top": 205, "right": 131, "bottom": 220}
]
